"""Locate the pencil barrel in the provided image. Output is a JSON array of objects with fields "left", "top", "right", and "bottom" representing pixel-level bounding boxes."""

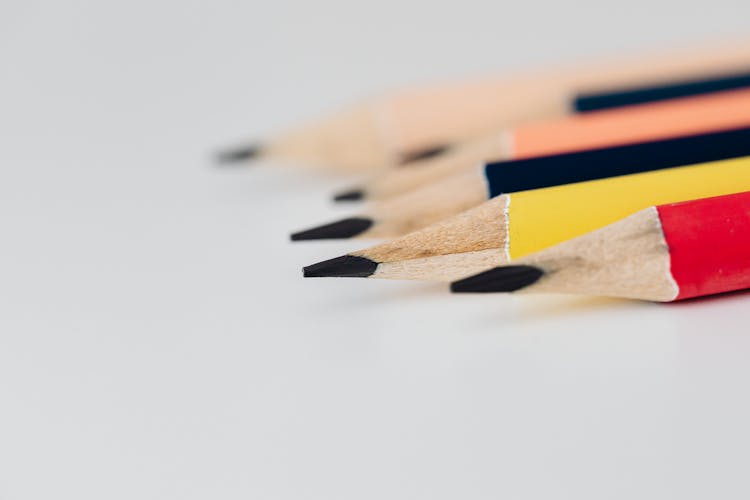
[{"left": 658, "top": 192, "right": 750, "bottom": 300}]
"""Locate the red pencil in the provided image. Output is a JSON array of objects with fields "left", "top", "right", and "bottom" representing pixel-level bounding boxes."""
[{"left": 451, "top": 191, "right": 750, "bottom": 301}]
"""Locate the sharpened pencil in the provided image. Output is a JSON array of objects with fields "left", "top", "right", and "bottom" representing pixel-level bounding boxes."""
[
  {"left": 303, "top": 155, "right": 750, "bottom": 281},
  {"left": 451, "top": 191, "right": 750, "bottom": 302},
  {"left": 293, "top": 125, "right": 750, "bottom": 240},
  {"left": 339, "top": 86, "right": 750, "bottom": 202},
  {"left": 222, "top": 39, "right": 750, "bottom": 171}
]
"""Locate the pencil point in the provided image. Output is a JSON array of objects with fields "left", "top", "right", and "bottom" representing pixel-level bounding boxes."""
[
  {"left": 333, "top": 188, "right": 365, "bottom": 202},
  {"left": 303, "top": 255, "right": 378, "bottom": 278},
  {"left": 290, "top": 217, "right": 373, "bottom": 241},
  {"left": 450, "top": 265, "right": 544, "bottom": 293},
  {"left": 399, "top": 145, "right": 449, "bottom": 164},
  {"left": 215, "top": 144, "right": 263, "bottom": 164}
]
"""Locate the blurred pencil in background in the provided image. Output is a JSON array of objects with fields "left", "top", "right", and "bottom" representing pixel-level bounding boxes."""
[
  {"left": 220, "top": 38, "right": 750, "bottom": 172},
  {"left": 337, "top": 84, "right": 750, "bottom": 202}
]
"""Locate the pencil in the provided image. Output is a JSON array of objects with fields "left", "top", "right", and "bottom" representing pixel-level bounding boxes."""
[
  {"left": 220, "top": 39, "right": 750, "bottom": 171},
  {"left": 292, "top": 125, "right": 750, "bottom": 240},
  {"left": 338, "top": 85, "right": 750, "bottom": 202},
  {"left": 303, "top": 155, "right": 750, "bottom": 281},
  {"left": 451, "top": 191, "right": 750, "bottom": 302}
]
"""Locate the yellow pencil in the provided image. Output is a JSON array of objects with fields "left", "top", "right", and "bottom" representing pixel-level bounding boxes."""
[{"left": 304, "top": 155, "right": 750, "bottom": 281}]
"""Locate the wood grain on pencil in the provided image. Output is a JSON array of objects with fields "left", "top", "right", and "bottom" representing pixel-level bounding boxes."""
[{"left": 452, "top": 191, "right": 750, "bottom": 301}]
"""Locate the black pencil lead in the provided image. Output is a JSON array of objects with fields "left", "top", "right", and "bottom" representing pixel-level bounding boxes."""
[
  {"left": 399, "top": 145, "right": 449, "bottom": 164},
  {"left": 215, "top": 144, "right": 263, "bottom": 164},
  {"left": 303, "top": 255, "right": 378, "bottom": 278},
  {"left": 450, "top": 265, "right": 544, "bottom": 293},
  {"left": 333, "top": 188, "right": 365, "bottom": 202},
  {"left": 290, "top": 217, "right": 373, "bottom": 241}
]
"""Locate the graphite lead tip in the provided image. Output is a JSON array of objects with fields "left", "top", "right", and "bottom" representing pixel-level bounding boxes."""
[
  {"left": 333, "top": 188, "right": 365, "bottom": 202},
  {"left": 215, "top": 144, "right": 264, "bottom": 164},
  {"left": 290, "top": 217, "right": 373, "bottom": 241},
  {"left": 450, "top": 265, "right": 544, "bottom": 293},
  {"left": 399, "top": 145, "right": 449, "bottom": 164},
  {"left": 303, "top": 255, "right": 378, "bottom": 278}
]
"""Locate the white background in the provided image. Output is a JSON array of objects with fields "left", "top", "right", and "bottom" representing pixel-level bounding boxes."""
[{"left": 2, "top": 1, "right": 750, "bottom": 498}]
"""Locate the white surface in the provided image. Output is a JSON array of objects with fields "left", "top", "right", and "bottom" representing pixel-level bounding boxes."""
[{"left": 2, "top": 1, "right": 750, "bottom": 499}]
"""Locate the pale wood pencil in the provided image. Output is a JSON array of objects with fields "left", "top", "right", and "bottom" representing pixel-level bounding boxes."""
[{"left": 223, "top": 38, "right": 750, "bottom": 171}]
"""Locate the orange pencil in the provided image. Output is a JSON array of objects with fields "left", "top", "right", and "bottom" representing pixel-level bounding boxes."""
[{"left": 345, "top": 86, "right": 750, "bottom": 201}]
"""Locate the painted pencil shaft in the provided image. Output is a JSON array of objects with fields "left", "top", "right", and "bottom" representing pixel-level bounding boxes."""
[{"left": 505, "top": 156, "right": 750, "bottom": 258}]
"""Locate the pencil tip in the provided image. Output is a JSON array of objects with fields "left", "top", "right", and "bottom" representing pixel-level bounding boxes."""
[
  {"left": 399, "top": 145, "right": 449, "bottom": 164},
  {"left": 303, "top": 255, "right": 378, "bottom": 278},
  {"left": 215, "top": 144, "right": 263, "bottom": 164},
  {"left": 290, "top": 217, "right": 373, "bottom": 241},
  {"left": 450, "top": 265, "right": 544, "bottom": 293},
  {"left": 333, "top": 188, "right": 365, "bottom": 202}
]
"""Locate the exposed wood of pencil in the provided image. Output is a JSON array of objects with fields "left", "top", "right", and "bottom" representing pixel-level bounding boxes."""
[
  {"left": 292, "top": 169, "right": 488, "bottom": 240},
  {"left": 451, "top": 207, "right": 678, "bottom": 301},
  {"left": 337, "top": 133, "right": 507, "bottom": 201},
  {"left": 258, "top": 38, "right": 750, "bottom": 171},
  {"left": 260, "top": 104, "right": 393, "bottom": 171},
  {"left": 302, "top": 197, "right": 509, "bottom": 281}
]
